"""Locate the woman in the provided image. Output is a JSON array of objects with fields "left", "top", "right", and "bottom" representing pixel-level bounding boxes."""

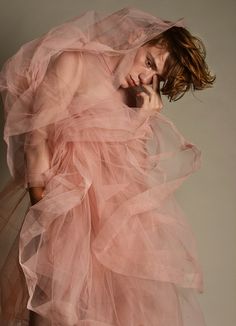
[{"left": 0, "top": 7, "right": 215, "bottom": 326}]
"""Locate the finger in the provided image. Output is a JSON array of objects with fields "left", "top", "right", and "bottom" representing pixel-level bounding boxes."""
[
  {"left": 142, "top": 93, "right": 150, "bottom": 108},
  {"left": 150, "top": 96, "right": 163, "bottom": 111},
  {"left": 152, "top": 74, "right": 158, "bottom": 92},
  {"left": 149, "top": 89, "right": 163, "bottom": 110},
  {"left": 136, "top": 85, "right": 151, "bottom": 96}
]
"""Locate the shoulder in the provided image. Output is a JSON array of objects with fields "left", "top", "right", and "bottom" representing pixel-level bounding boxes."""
[
  {"left": 51, "top": 51, "right": 84, "bottom": 87},
  {"left": 54, "top": 51, "right": 83, "bottom": 73}
]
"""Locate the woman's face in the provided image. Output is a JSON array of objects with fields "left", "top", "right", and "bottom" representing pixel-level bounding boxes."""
[{"left": 120, "top": 44, "right": 169, "bottom": 88}]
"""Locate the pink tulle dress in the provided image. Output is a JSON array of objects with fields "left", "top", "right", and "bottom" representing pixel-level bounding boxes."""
[{"left": 0, "top": 7, "right": 206, "bottom": 326}]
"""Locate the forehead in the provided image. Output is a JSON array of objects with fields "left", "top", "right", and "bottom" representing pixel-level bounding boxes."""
[{"left": 145, "top": 44, "right": 169, "bottom": 61}]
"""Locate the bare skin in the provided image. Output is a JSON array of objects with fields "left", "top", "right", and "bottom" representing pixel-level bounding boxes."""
[
  {"left": 27, "top": 47, "right": 164, "bottom": 325},
  {"left": 118, "top": 43, "right": 167, "bottom": 113},
  {"left": 28, "top": 43, "right": 166, "bottom": 205},
  {"left": 119, "top": 73, "right": 163, "bottom": 114},
  {"left": 27, "top": 77, "right": 161, "bottom": 325},
  {"left": 120, "top": 44, "right": 169, "bottom": 89},
  {"left": 28, "top": 186, "right": 45, "bottom": 205},
  {"left": 136, "top": 74, "right": 163, "bottom": 112}
]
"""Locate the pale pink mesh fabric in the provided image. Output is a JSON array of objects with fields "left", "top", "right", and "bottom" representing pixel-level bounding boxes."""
[{"left": 0, "top": 7, "right": 206, "bottom": 326}]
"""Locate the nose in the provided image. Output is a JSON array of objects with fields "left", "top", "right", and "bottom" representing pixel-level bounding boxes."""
[{"left": 138, "top": 71, "right": 155, "bottom": 85}]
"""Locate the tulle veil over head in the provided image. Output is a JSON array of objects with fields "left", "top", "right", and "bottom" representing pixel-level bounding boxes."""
[{"left": 1, "top": 7, "right": 186, "bottom": 186}]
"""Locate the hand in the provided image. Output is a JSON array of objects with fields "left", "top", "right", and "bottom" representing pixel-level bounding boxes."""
[
  {"left": 28, "top": 186, "right": 45, "bottom": 206},
  {"left": 136, "top": 75, "right": 163, "bottom": 113}
]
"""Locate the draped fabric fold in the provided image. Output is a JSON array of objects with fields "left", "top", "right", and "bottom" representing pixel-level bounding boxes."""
[{"left": 0, "top": 7, "right": 206, "bottom": 325}]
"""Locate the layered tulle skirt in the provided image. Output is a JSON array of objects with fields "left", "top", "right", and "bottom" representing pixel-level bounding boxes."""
[{"left": 0, "top": 98, "right": 206, "bottom": 325}]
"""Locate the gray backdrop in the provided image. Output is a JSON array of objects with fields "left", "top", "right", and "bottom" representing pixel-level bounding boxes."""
[{"left": 0, "top": 1, "right": 235, "bottom": 325}]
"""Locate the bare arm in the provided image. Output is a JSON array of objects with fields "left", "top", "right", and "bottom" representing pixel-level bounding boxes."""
[
  {"left": 25, "top": 128, "right": 50, "bottom": 205},
  {"left": 25, "top": 51, "right": 83, "bottom": 205}
]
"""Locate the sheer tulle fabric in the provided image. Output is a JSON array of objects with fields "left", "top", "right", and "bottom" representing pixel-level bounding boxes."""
[{"left": 0, "top": 7, "right": 206, "bottom": 325}]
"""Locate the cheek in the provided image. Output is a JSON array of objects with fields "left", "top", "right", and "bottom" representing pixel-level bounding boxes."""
[
  {"left": 130, "top": 63, "right": 144, "bottom": 76},
  {"left": 130, "top": 52, "right": 145, "bottom": 73}
]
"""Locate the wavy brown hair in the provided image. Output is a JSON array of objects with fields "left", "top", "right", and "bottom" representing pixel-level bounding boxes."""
[{"left": 146, "top": 27, "right": 216, "bottom": 102}]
